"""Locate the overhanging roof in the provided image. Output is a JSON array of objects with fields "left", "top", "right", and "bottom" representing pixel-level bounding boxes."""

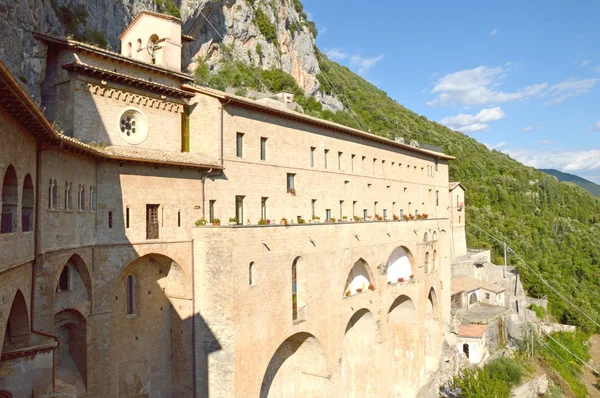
[{"left": 184, "top": 84, "right": 455, "bottom": 161}]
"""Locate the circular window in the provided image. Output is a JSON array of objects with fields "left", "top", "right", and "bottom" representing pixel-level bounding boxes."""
[{"left": 117, "top": 108, "right": 148, "bottom": 145}]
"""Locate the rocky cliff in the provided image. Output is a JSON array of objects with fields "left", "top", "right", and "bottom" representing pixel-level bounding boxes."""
[{"left": 0, "top": 0, "right": 331, "bottom": 105}]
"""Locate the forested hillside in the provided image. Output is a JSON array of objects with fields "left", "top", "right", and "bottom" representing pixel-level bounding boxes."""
[
  {"left": 540, "top": 169, "right": 600, "bottom": 197},
  {"left": 198, "top": 47, "right": 600, "bottom": 332}
]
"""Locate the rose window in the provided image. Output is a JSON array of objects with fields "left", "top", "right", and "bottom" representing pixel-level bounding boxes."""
[{"left": 117, "top": 108, "right": 148, "bottom": 145}]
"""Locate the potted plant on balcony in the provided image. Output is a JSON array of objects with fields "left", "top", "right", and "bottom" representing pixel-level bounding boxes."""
[
  {"left": 287, "top": 188, "right": 296, "bottom": 195},
  {"left": 403, "top": 215, "right": 409, "bottom": 221},
  {"left": 408, "top": 214, "right": 415, "bottom": 220},
  {"left": 375, "top": 214, "right": 383, "bottom": 221},
  {"left": 229, "top": 217, "right": 238, "bottom": 225},
  {"left": 312, "top": 215, "right": 320, "bottom": 223},
  {"left": 353, "top": 215, "right": 361, "bottom": 222},
  {"left": 393, "top": 214, "right": 399, "bottom": 221},
  {"left": 368, "top": 284, "right": 374, "bottom": 291},
  {"left": 211, "top": 218, "right": 221, "bottom": 226},
  {"left": 258, "top": 219, "right": 269, "bottom": 225},
  {"left": 356, "top": 287, "right": 363, "bottom": 293},
  {"left": 298, "top": 217, "right": 306, "bottom": 224},
  {"left": 342, "top": 216, "right": 348, "bottom": 221},
  {"left": 422, "top": 214, "right": 429, "bottom": 219},
  {"left": 345, "top": 290, "right": 351, "bottom": 297},
  {"left": 280, "top": 217, "right": 289, "bottom": 226},
  {"left": 329, "top": 218, "right": 336, "bottom": 223},
  {"left": 398, "top": 277, "right": 405, "bottom": 283},
  {"left": 195, "top": 218, "right": 207, "bottom": 226},
  {"left": 410, "top": 274, "right": 415, "bottom": 279}
]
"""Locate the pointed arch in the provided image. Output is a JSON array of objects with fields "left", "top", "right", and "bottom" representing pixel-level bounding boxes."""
[
  {"left": 1, "top": 165, "right": 18, "bottom": 233},
  {"left": 2, "top": 290, "right": 30, "bottom": 352},
  {"left": 343, "top": 258, "right": 373, "bottom": 297},
  {"left": 388, "top": 294, "right": 419, "bottom": 395},
  {"left": 386, "top": 246, "right": 414, "bottom": 283},
  {"left": 260, "top": 332, "right": 328, "bottom": 398},
  {"left": 425, "top": 288, "right": 441, "bottom": 372},
  {"left": 292, "top": 256, "right": 306, "bottom": 322},
  {"left": 21, "top": 173, "right": 34, "bottom": 232},
  {"left": 54, "top": 254, "right": 92, "bottom": 301},
  {"left": 388, "top": 295, "right": 417, "bottom": 324}
]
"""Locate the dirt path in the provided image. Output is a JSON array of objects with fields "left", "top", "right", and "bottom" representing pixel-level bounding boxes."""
[{"left": 582, "top": 335, "right": 600, "bottom": 397}]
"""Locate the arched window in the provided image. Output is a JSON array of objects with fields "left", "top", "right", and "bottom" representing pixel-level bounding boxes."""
[
  {"left": 463, "top": 343, "right": 469, "bottom": 358},
  {"left": 1, "top": 165, "right": 18, "bottom": 233},
  {"left": 249, "top": 262, "right": 254, "bottom": 286},
  {"left": 64, "top": 182, "right": 70, "bottom": 210},
  {"left": 57, "top": 266, "right": 70, "bottom": 292},
  {"left": 148, "top": 34, "right": 159, "bottom": 64},
  {"left": 423, "top": 232, "right": 428, "bottom": 242},
  {"left": 48, "top": 179, "right": 54, "bottom": 209},
  {"left": 127, "top": 42, "right": 132, "bottom": 57},
  {"left": 127, "top": 275, "right": 136, "bottom": 315},
  {"left": 78, "top": 184, "right": 85, "bottom": 211},
  {"left": 22, "top": 174, "right": 34, "bottom": 232},
  {"left": 137, "top": 38, "right": 142, "bottom": 51},
  {"left": 291, "top": 257, "right": 305, "bottom": 322},
  {"left": 89, "top": 186, "right": 95, "bottom": 211},
  {"left": 433, "top": 250, "right": 438, "bottom": 271},
  {"left": 432, "top": 231, "right": 437, "bottom": 241},
  {"left": 425, "top": 252, "right": 430, "bottom": 273},
  {"left": 52, "top": 179, "right": 57, "bottom": 209}
]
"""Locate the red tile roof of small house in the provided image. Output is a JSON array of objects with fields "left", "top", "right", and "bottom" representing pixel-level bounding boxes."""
[{"left": 458, "top": 324, "right": 487, "bottom": 338}]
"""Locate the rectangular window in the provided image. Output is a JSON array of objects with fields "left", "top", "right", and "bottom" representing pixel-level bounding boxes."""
[
  {"left": 236, "top": 133, "right": 244, "bottom": 158},
  {"left": 260, "top": 137, "right": 267, "bottom": 161},
  {"left": 436, "top": 190, "right": 439, "bottom": 206},
  {"left": 287, "top": 173, "right": 295, "bottom": 192},
  {"left": 310, "top": 147, "right": 315, "bottom": 167},
  {"left": 235, "top": 196, "right": 244, "bottom": 225},
  {"left": 108, "top": 211, "right": 113, "bottom": 229},
  {"left": 353, "top": 201, "right": 357, "bottom": 217},
  {"left": 339, "top": 200, "right": 344, "bottom": 219},
  {"left": 362, "top": 156, "right": 366, "bottom": 172},
  {"left": 146, "top": 204, "right": 159, "bottom": 239},
  {"left": 400, "top": 209, "right": 404, "bottom": 218},
  {"left": 351, "top": 154, "right": 355, "bottom": 171},
  {"left": 209, "top": 200, "right": 215, "bottom": 222},
  {"left": 383, "top": 209, "right": 387, "bottom": 220},
  {"left": 324, "top": 149, "right": 329, "bottom": 169},
  {"left": 261, "top": 197, "right": 268, "bottom": 220},
  {"left": 372, "top": 158, "right": 376, "bottom": 174},
  {"left": 325, "top": 209, "right": 331, "bottom": 222},
  {"left": 178, "top": 211, "right": 181, "bottom": 227},
  {"left": 311, "top": 199, "right": 316, "bottom": 218},
  {"left": 435, "top": 160, "right": 439, "bottom": 171},
  {"left": 126, "top": 207, "right": 130, "bottom": 229},
  {"left": 363, "top": 209, "right": 368, "bottom": 220},
  {"left": 338, "top": 151, "right": 342, "bottom": 170}
]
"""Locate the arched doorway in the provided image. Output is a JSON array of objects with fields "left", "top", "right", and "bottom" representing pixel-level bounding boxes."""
[
  {"left": 54, "top": 309, "right": 87, "bottom": 395},
  {"left": 341, "top": 309, "right": 381, "bottom": 397},
  {"left": 21, "top": 174, "right": 33, "bottom": 232},
  {"left": 388, "top": 295, "right": 419, "bottom": 396},
  {"left": 260, "top": 332, "right": 328, "bottom": 398},
  {"left": 386, "top": 246, "right": 414, "bottom": 283},
  {"left": 110, "top": 254, "right": 192, "bottom": 397},
  {"left": 424, "top": 288, "right": 440, "bottom": 373},
  {"left": 463, "top": 343, "right": 470, "bottom": 358},
  {"left": 469, "top": 292, "right": 478, "bottom": 306},
  {"left": 1, "top": 165, "right": 18, "bottom": 234},
  {"left": 2, "top": 290, "right": 30, "bottom": 353},
  {"left": 343, "top": 259, "right": 373, "bottom": 297}
]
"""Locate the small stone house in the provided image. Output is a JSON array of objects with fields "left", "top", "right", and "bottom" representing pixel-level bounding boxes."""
[
  {"left": 451, "top": 275, "right": 506, "bottom": 311},
  {"left": 457, "top": 324, "right": 487, "bottom": 364}
]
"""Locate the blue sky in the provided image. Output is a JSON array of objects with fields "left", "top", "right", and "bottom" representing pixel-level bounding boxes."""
[{"left": 302, "top": 0, "right": 600, "bottom": 183}]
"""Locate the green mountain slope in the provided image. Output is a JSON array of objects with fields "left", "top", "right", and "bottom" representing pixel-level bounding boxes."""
[
  {"left": 198, "top": 50, "right": 600, "bottom": 333},
  {"left": 315, "top": 52, "right": 600, "bottom": 331},
  {"left": 540, "top": 169, "right": 600, "bottom": 197}
]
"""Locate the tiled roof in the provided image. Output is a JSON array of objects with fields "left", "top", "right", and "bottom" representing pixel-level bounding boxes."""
[
  {"left": 183, "top": 85, "right": 455, "bottom": 161},
  {"left": 451, "top": 275, "right": 506, "bottom": 295},
  {"left": 103, "top": 145, "right": 220, "bottom": 168},
  {"left": 33, "top": 32, "right": 193, "bottom": 81},
  {"left": 458, "top": 324, "right": 487, "bottom": 338},
  {"left": 449, "top": 182, "right": 466, "bottom": 191}
]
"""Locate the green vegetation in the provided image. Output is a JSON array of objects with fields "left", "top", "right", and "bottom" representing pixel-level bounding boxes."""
[
  {"left": 446, "top": 357, "right": 525, "bottom": 397},
  {"left": 313, "top": 49, "right": 600, "bottom": 333},
  {"left": 540, "top": 169, "right": 600, "bottom": 197},
  {"left": 253, "top": 8, "right": 278, "bottom": 44},
  {"left": 50, "top": 0, "right": 108, "bottom": 48},
  {"left": 194, "top": 57, "right": 210, "bottom": 84},
  {"left": 153, "top": 0, "right": 181, "bottom": 18},
  {"left": 528, "top": 303, "right": 547, "bottom": 319}
]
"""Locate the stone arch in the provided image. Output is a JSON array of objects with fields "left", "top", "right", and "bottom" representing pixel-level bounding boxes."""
[
  {"left": 425, "top": 288, "right": 440, "bottom": 373},
  {"left": 110, "top": 253, "right": 193, "bottom": 397},
  {"left": 54, "top": 309, "right": 87, "bottom": 394},
  {"left": 54, "top": 254, "right": 92, "bottom": 304},
  {"left": 2, "top": 290, "right": 30, "bottom": 353},
  {"left": 386, "top": 246, "right": 414, "bottom": 283},
  {"left": 21, "top": 173, "right": 33, "bottom": 232},
  {"left": 259, "top": 332, "right": 328, "bottom": 398},
  {"left": 0, "top": 391, "right": 13, "bottom": 398},
  {"left": 341, "top": 309, "right": 382, "bottom": 396},
  {"left": 469, "top": 291, "right": 478, "bottom": 305},
  {"left": 343, "top": 258, "right": 373, "bottom": 297},
  {"left": 1, "top": 165, "right": 18, "bottom": 233},
  {"left": 432, "top": 231, "right": 437, "bottom": 241},
  {"left": 387, "top": 295, "right": 419, "bottom": 396},
  {"left": 423, "top": 232, "right": 428, "bottom": 242}
]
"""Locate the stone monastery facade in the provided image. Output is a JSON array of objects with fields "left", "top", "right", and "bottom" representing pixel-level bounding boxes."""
[{"left": 0, "top": 11, "right": 467, "bottom": 398}]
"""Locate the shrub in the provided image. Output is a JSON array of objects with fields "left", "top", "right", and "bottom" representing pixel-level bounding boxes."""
[
  {"left": 253, "top": 8, "right": 277, "bottom": 43},
  {"left": 153, "top": 0, "right": 181, "bottom": 18},
  {"left": 312, "top": 215, "right": 320, "bottom": 221},
  {"left": 485, "top": 357, "right": 524, "bottom": 386},
  {"left": 211, "top": 218, "right": 221, "bottom": 225},
  {"left": 229, "top": 217, "right": 238, "bottom": 223},
  {"left": 528, "top": 303, "right": 546, "bottom": 319},
  {"left": 194, "top": 57, "right": 210, "bottom": 84},
  {"left": 446, "top": 367, "right": 511, "bottom": 398},
  {"left": 353, "top": 215, "right": 361, "bottom": 222},
  {"left": 298, "top": 217, "right": 305, "bottom": 224},
  {"left": 195, "top": 218, "right": 207, "bottom": 226}
]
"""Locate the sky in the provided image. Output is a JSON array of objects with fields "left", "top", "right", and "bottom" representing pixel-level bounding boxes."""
[{"left": 301, "top": 0, "right": 600, "bottom": 183}]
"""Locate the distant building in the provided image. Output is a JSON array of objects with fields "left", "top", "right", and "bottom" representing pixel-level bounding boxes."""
[{"left": 0, "top": 11, "right": 463, "bottom": 398}]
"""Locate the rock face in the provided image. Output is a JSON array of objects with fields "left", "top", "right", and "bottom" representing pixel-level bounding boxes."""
[{"left": 0, "top": 0, "right": 329, "bottom": 103}]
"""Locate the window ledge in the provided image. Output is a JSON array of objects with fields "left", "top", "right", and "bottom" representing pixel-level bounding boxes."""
[
  {"left": 47, "top": 209, "right": 60, "bottom": 213},
  {"left": 126, "top": 313, "right": 138, "bottom": 319}
]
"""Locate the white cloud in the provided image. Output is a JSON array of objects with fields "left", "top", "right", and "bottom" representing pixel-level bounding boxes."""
[
  {"left": 581, "top": 60, "right": 591, "bottom": 67},
  {"left": 325, "top": 48, "right": 348, "bottom": 61},
  {"left": 522, "top": 126, "right": 533, "bottom": 132},
  {"left": 539, "top": 140, "right": 556, "bottom": 145},
  {"left": 439, "top": 106, "right": 505, "bottom": 133},
  {"left": 427, "top": 66, "right": 548, "bottom": 107},
  {"left": 590, "top": 121, "right": 600, "bottom": 131},
  {"left": 544, "top": 78, "right": 599, "bottom": 105},
  {"left": 595, "top": 65, "right": 600, "bottom": 73},
  {"left": 490, "top": 28, "right": 498, "bottom": 36},
  {"left": 350, "top": 53, "right": 384, "bottom": 74},
  {"left": 505, "top": 148, "right": 600, "bottom": 176}
]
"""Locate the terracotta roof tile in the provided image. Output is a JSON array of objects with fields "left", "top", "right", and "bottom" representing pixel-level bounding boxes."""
[{"left": 458, "top": 324, "right": 487, "bottom": 338}]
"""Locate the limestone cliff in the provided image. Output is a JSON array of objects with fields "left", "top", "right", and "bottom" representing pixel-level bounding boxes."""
[{"left": 0, "top": 0, "right": 336, "bottom": 107}]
